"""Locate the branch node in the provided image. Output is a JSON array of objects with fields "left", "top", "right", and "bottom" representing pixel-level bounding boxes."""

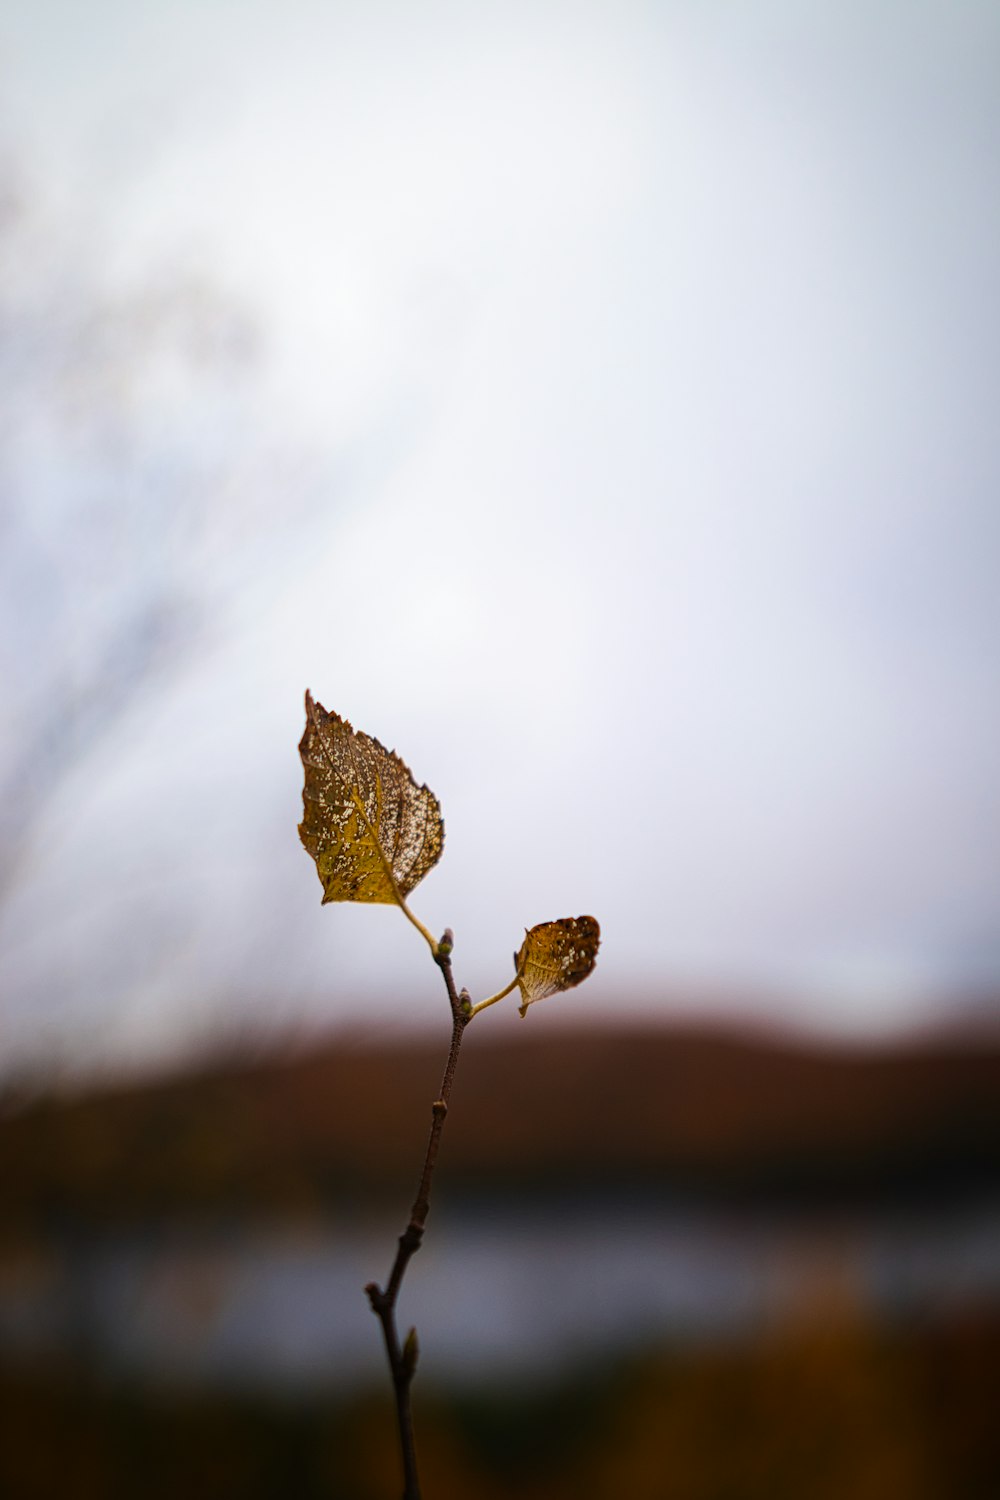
[{"left": 400, "top": 1224, "right": 424, "bottom": 1256}]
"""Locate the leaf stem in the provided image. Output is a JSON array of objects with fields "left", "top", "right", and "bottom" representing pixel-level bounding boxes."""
[
  {"left": 365, "top": 930, "right": 470, "bottom": 1500},
  {"left": 468, "top": 974, "right": 520, "bottom": 1017},
  {"left": 395, "top": 894, "right": 443, "bottom": 958}
]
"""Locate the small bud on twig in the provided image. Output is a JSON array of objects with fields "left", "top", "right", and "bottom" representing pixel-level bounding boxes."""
[
  {"left": 402, "top": 1326, "right": 420, "bottom": 1378},
  {"left": 436, "top": 928, "right": 454, "bottom": 958}
]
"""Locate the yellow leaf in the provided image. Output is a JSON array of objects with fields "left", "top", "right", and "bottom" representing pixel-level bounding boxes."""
[
  {"left": 298, "top": 692, "right": 444, "bottom": 908},
  {"left": 515, "top": 916, "right": 600, "bottom": 1017}
]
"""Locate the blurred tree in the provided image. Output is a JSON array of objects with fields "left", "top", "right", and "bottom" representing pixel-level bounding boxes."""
[{"left": 0, "top": 146, "right": 328, "bottom": 909}]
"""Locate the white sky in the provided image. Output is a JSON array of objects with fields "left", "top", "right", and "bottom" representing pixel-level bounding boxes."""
[{"left": 2, "top": 1, "right": 999, "bottom": 1078}]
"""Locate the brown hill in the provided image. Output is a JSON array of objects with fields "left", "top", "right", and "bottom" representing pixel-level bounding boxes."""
[{"left": 2, "top": 1021, "right": 998, "bottom": 1230}]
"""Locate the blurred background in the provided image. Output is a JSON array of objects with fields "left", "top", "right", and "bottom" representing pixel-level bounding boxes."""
[{"left": 1, "top": 1, "right": 998, "bottom": 1495}]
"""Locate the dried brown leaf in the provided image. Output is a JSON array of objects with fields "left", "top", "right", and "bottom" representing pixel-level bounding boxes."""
[
  {"left": 515, "top": 915, "right": 600, "bottom": 1017},
  {"left": 298, "top": 692, "right": 444, "bottom": 906}
]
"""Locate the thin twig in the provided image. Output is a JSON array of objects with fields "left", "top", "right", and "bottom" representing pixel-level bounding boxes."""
[{"left": 365, "top": 929, "right": 471, "bottom": 1500}]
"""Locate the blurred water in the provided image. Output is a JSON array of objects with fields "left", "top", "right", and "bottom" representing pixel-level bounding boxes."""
[{"left": 2, "top": 1199, "right": 998, "bottom": 1389}]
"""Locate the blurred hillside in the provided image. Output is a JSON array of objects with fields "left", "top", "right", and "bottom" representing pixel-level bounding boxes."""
[
  {"left": 3, "top": 1019, "right": 999, "bottom": 1228},
  {"left": 1, "top": 1019, "right": 998, "bottom": 1498}
]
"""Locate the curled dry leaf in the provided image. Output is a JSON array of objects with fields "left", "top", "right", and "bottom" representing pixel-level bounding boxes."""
[
  {"left": 298, "top": 692, "right": 444, "bottom": 906},
  {"left": 515, "top": 915, "right": 600, "bottom": 1017}
]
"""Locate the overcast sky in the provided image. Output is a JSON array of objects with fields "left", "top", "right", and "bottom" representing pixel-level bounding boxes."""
[{"left": 2, "top": 1, "right": 999, "bottom": 1080}]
